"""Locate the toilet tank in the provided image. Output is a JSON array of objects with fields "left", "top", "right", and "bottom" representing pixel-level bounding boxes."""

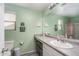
[{"left": 5, "top": 40, "right": 14, "bottom": 50}]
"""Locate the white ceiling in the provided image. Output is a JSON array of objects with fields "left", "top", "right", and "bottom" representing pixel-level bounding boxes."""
[
  {"left": 9, "top": 3, "right": 79, "bottom": 16},
  {"left": 56, "top": 3, "right": 79, "bottom": 16},
  {"left": 13, "top": 3, "right": 51, "bottom": 11}
]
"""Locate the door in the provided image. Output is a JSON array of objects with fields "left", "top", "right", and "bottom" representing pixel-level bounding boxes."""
[{"left": 0, "top": 3, "right": 4, "bottom": 56}]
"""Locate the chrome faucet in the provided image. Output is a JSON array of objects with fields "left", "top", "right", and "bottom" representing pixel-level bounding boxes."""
[{"left": 56, "top": 35, "right": 65, "bottom": 43}]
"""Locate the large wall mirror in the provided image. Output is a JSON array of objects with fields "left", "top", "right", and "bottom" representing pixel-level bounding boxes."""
[{"left": 42, "top": 3, "right": 79, "bottom": 40}]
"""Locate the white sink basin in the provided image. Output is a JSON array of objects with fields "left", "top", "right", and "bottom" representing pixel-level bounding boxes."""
[{"left": 50, "top": 40, "right": 73, "bottom": 48}]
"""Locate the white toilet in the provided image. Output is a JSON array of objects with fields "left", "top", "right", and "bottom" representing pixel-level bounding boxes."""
[{"left": 3, "top": 40, "right": 14, "bottom": 56}]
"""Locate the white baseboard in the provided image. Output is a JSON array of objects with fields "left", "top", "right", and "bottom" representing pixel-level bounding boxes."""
[{"left": 21, "top": 50, "right": 36, "bottom": 56}]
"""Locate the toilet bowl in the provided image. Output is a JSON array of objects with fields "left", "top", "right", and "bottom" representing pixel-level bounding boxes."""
[
  {"left": 3, "top": 40, "right": 14, "bottom": 56},
  {"left": 3, "top": 51, "right": 11, "bottom": 56}
]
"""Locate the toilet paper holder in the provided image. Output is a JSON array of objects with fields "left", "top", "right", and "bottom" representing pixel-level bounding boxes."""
[{"left": 19, "top": 42, "right": 24, "bottom": 46}]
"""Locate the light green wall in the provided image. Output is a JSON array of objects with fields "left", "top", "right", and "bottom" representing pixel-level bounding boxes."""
[
  {"left": 5, "top": 4, "right": 43, "bottom": 53},
  {"left": 63, "top": 16, "right": 79, "bottom": 23}
]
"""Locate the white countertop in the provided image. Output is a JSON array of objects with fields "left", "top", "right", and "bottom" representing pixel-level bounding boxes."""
[{"left": 35, "top": 35, "right": 79, "bottom": 56}]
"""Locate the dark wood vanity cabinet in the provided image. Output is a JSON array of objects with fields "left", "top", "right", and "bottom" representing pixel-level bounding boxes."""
[{"left": 34, "top": 37, "right": 43, "bottom": 56}]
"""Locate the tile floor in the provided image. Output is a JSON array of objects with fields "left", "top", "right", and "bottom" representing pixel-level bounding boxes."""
[{"left": 23, "top": 53, "right": 38, "bottom": 56}]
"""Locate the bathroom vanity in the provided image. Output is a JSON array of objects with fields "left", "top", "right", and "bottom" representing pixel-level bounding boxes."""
[
  {"left": 35, "top": 37, "right": 43, "bottom": 56},
  {"left": 34, "top": 35, "right": 65, "bottom": 56},
  {"left": 34, "top": 34, "right": 79, "bottom": 56}
]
